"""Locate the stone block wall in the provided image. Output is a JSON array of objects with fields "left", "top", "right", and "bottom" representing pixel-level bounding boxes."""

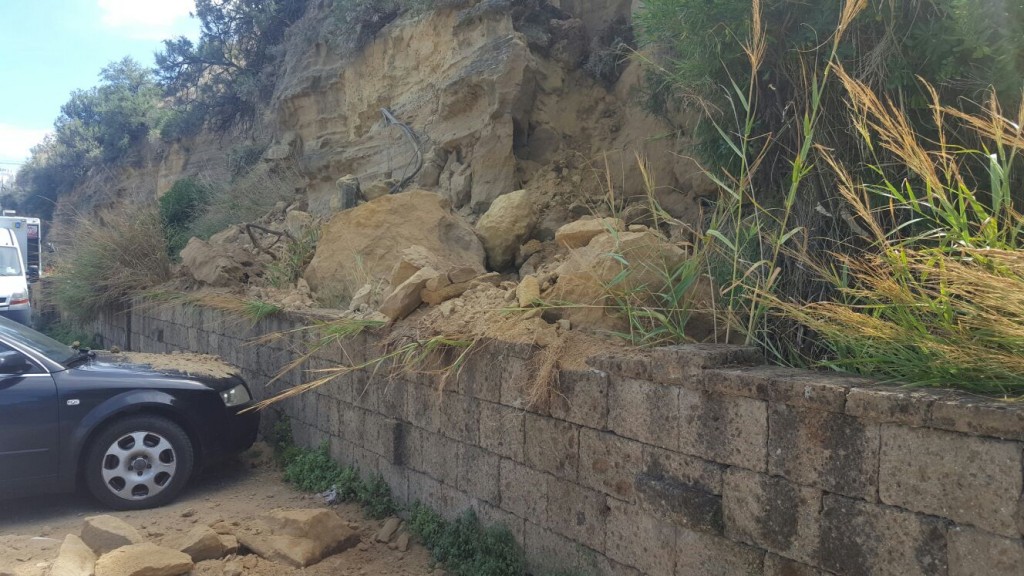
[{"left": 94, "top": 303, "right": 1024, "bottom": 576}]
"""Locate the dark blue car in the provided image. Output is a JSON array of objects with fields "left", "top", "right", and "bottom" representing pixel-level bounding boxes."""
[{"left": 0, "top": 316, "right": 259, "bottom": 509}]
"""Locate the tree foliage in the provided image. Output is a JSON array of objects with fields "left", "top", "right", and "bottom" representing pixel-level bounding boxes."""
[
  {"left": 155, "top": 0, "right": 311, "bottom": 132},
  {"left": 16, "top": 58, "right": 163, "bottom": 220}
]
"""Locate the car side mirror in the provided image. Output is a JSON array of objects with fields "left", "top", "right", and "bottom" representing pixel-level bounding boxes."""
[
  {"left": 27, "top": 265, "right": 39, "bottom": 282},
  {"left": 0, "top": 350, "right": 32, "bottom": 375}
]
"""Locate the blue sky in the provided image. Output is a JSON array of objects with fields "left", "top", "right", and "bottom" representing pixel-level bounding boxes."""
[{"left": 0, "top": 0, "right": 199, "bottom": 168}]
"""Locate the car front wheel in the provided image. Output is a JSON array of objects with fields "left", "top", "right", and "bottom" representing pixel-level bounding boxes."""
[{"left": 84, "top": 415, "right": 194, "bottom": 510}]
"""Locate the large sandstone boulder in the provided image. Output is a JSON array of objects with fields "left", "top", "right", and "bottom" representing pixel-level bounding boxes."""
[
  {"left": 80, "top": 516, "right": 144, "bottom": 556},
  {"left": 180, "top": 238, "right": 260, "bottom": 288},
  {"left": 544, "top": 230, "right": 689, "bottom": 333},
  {"left": 475, "top": 189, "right": 538, "bottom": 270},
  {"left": 236, "top": 509, "right": 359, "bottom": 568},
  {"left": 303, "top": 190, "right": 486, "bottom": 302},
  {"left": 94, "top": 543, "right": 192, "bottom": 576}
]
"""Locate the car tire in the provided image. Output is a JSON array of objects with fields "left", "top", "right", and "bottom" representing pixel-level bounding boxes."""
[{"left": 83, "top": 415, "right": 194, "bottom": 510}]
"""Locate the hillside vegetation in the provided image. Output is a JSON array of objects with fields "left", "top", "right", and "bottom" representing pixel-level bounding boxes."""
[{"left": 18, "top": 0, "right": 1024, "bottom": 397}]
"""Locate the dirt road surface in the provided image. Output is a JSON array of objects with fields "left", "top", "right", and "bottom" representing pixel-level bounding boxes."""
[{"left": 0, "top": 444, "right": 439, "bottom": 576}]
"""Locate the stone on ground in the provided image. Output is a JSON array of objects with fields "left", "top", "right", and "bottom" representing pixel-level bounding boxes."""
[
  {"left": 379, "top": 267, "right": 439, "bottom": 321},
  {"left": 47, "top": 534, "right": 96, "bottom": 576},
  {"left": 217, "top": 535, "right": 238, "bottom": 556},
  {"left": 93, "top": 543, "right": 192, "bottom": 576},
  {"left": 175, "top": 526, "right": 225, "bottom": 563},
  {"left": 516, "top": 275, "right": 541, "bottom": 308},
  {"left": 375, "top": 518, "right": 401, "bottom": 543},
  {"left": 396, "top": 532, "right": 411, "bottom": 553},
  {"left": 80, "top": 516, "right": 144, "bottom": 556},
  {"left": 555, "top": 217, "right": 624, "bottom": 249},
  {"left": 475, "top": 189, "right": 538, "bottom": 270},
  {"left": 237, "top": 509, "right": 360, "bottom": 568}
]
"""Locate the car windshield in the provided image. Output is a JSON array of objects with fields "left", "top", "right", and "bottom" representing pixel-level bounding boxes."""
[
  {"left": 0, "top": 315, "right": 75, "bottom": 364},
  {"left": 0, "top": 247, "right": 21, "bottom": 276}
]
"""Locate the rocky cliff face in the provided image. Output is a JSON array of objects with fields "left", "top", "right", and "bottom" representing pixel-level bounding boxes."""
[
  {"left": 56, "top": 0, "right": 709, "bottom": 232},
  {"left": 265, "top": 0, "right": 710, "bottom": 222}
]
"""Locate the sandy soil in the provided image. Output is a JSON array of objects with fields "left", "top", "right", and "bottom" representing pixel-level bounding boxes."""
[{"left": 0, "top": 444, "right": 440, "bottom": 576}]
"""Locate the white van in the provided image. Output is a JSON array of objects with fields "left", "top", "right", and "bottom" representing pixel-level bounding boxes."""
[{"left": 0, "top": 229, "right": 31, "bottom": 325}]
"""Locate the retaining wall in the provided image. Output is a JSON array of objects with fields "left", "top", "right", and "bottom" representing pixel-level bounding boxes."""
[{"left": 92, "top": 303, "right": 1024, "bottom": 576}]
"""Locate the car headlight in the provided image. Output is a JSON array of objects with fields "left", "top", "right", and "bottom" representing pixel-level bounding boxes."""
[{"left": 220, "top": 384, "right": 252, "bottom": 407}]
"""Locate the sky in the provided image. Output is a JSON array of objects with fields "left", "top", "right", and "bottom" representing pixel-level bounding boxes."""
[{"left": 0, "top": 0, "right": 199, "bottom": 169}]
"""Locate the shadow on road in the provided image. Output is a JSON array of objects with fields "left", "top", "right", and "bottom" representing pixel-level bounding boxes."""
[{"left": 1, "top": 457, "right": 255, "bottom": 528}]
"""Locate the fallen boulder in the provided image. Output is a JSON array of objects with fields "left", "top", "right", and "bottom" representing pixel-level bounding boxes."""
[
  {"left": 544, "top": 230, "right": 689, "bottom": 333},
  {"left": 80, "top": 516, "right": 144, "bottom": 556},
  {"left": 555, "top": 217, "right": 624, "bottom": 249},
  {"left": 304, "top": 190, "right": 485, "bottom": 303},
  {"left": 180, "top": 238, "right": 259, "bottom": 288},
  {"left": 379, "top": 267, "right": 440, "bottom": 321},
  {"left": 475, "top": 189, "right": 537, "bottom": 270},
  {"left": 47, "top": 534, "right": 96, "bottom": 576},
  {"left": 94, "top": 543, "right": 192, "bottom": 576},
  {"left": 176, "top": 525, "right": 225, "bottom": 563},
  {"left": 237, "top": 509, "right": 359, "bottom": 568}
]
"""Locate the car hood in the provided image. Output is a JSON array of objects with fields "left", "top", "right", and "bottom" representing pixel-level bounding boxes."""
[{"left": 68, "top": 351, "right": 245, "bottom": 391}]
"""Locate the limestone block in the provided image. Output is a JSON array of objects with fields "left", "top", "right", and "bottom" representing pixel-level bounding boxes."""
[
  {"left": 604, "top": 499, "right": 676, "bottom": 576},
  {"left": 819, "top": 495, "right": 948, "bottom": 576},
  {"left": 439, "top": 392, "right": 479, "bottom": 444},
  {"left": 578, "top": 428, "right": 642, "bottom": 502},
  {"left": 378, "top": 267, "right": 439, "bottom": 321},
  {"left": 499, "top": 459, "right": 548, "bottom": 523},
  {"left": 94, "top": 543, "right": 192, "bottom": 576},
  {"left": 879, "top": 424, "right": 1023, "bottom": 537},
  {"left": 554, "top": 217, "right": 624, "bottom": 249},
  {"left": 456, "top": 443, "right": 500, "bottom": 504},
  {"left": 845, "top": 386, "right": 935, "bottom": 426},
  {"left": 48, "top": 534, "right": 96, "bottom": 576},
  {"left": 475, "top": 189, "right": 537, "bottom": 270},
  {"left": 723, "top": 468, "right": 822, "bottom": 566},
  {"left": 678, "top": 388, "right": 768, "bottom": 472},
  {"left": 479, "top": 401, "right": 525, "bottom": 461},
  {"left": 675, "top": 529, "right": 764, "bottom": 576},
  {"left": 947, "top": 527, "right": 1024, "bottom": 576},
  {"left": 176, "top": 525, "right": 225, "bottom": 562},
  {"left": 80, "top": 516, "right": 144, "bottom": 555},
  {"left": 549, "top": 369, "right": 609, "bottom": 429},
  {"left": 544, "top": 476, "right": 608, "bottom": 552},
  {"left": 607, "top": 376, "right": 680, "bottom": 451},
  {"left": 635, "top": 472, "right": 724, "bottom": 535},
  {"left": 768, "top": 403, "right": 880, "bottom": 500},
  {"left": 524, "top": 414, "right": 579, "bottom": 480}
]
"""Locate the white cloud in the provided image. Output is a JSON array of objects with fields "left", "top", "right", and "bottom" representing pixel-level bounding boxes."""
[
  {"left": 97, "top": 0, "right": 198, "bottom": 40},
  {"left": 0, "top": 125, "right": 49, "bottom": 165}
]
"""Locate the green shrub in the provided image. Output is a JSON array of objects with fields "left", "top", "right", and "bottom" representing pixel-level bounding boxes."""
[
  {"left": 266, "top": 227, "right": 321, "bottom": 288},
  {"left": 408, "top": 504, "right": 526, "bottom": 576},
  {"left": 357, "top": 474, "right": 399, "bottom": 519},
  {"left": 188, "top": 166, "right": 300, "bottom": 241},
  {"left": 282, "top": 442, "right": 342, "bottom": 492},
  {"left": 52, "top": 207, "right": 171, "bottom": 322},
  {"left": 160, "top": 177, "right": 212, "bottom": 258}
]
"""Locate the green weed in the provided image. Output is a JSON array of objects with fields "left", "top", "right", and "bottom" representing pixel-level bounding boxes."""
[
  {"left": 266, "top": 227, "right": 321, "bottom": 289},
  {"left": 243, "top": 300, "right": 282, "bottom": 324},
  {"left": 408, "top": 503, "right": 526, "bottom": 576}
]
